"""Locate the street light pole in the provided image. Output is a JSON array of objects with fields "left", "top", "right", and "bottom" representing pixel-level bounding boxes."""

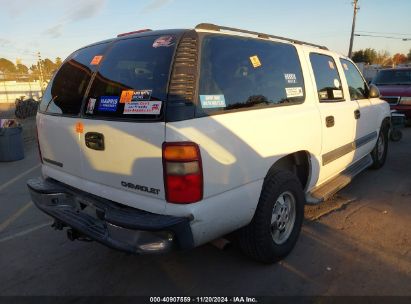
[{"left": 348, "top": 0, "right": 359, "bottom": 58}]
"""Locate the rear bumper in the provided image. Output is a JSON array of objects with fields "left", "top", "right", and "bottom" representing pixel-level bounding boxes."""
[{"left": 27, "top": 178, "right": 194, "bottom": 254}]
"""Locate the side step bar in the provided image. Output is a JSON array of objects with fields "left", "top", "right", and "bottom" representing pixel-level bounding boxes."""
[{"left": 306, "top": 155, "right": 373, "bottom": 204}]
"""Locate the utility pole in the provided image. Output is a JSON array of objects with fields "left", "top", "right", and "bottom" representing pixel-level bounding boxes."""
[
  {"left": 348, "top": 0, "right": 359, "bottom": 58},
  {"left": 37, "top": 52, "right": 44, "bottom": 94}
]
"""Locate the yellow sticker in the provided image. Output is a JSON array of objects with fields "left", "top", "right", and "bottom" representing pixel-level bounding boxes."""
[
  {"left": 120, "top": 90, "right": 134, "bottom": 103},
  {"left": 90, "top": 55, "right": 103, "bottom": 65},
  {"left": 328, "top": 61, "right": 335, "bottom": 70},
  {"left": 343, "top": 63, "right": 349, "bottom": 71},
  {"left": 249, "top": 55, "right": 262, "bottom": 68}
]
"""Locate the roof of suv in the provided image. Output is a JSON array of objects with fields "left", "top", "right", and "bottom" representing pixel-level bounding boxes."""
[{"left": 80, "top": 24, "right": 329, "bottom": 52}]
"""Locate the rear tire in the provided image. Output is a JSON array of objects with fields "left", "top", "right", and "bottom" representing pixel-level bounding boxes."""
[
  {"left": 371, "top": 123, "right": 389, "bottom": 169},
  {"left": 238, "top": 170, "right": 304, "bottom": 264}
]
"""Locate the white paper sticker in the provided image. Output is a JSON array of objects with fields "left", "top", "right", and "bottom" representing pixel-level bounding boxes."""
[
  {"left": 334, "top": 79, "right": 340, "bottom": 88},
  {"left": 86, "top": 98, "right": 96, "bottom": 114},
  {"left": 285, "top": 87, "right": 304, "bottom": 98},
  {"left": 333, "top": 90, "right": 343, "bottom": 99},
  {"left": 319, "top": 91, "right": 328, "bottom": 99},
  {"left": 284, "top": 73, "right": 297, "bottom": 84},
  {"left": 123, "top": 101, "right": 162, "bottom": 115}
]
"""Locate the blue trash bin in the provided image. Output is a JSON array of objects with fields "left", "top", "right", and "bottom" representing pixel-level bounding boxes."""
[{"left": 0, "top": 126, "right": 24, "bottom": 161}]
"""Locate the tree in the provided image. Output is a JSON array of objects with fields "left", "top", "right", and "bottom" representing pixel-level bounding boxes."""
[
  {"left": 41, "top": 58, "right": 56, "bottom": 75},
  {"left": 375, "top": 50, "right": 392, "bottom": 66},
  {"left": 55, "top": 57, "right": 62, "bottom": 67},
  {"left": 407, "top": 49, "right": 411, "bottom": 62},
  {"left": 392, "top": 53, "right": 407, "bottom": 65},
  {"left": 16, "top": 63, "right": 29, "bottom": 74},
  {"left": 0, "top": 58, "right": 16, "bottom": 73},
  {"left": 351, "top": 48, "right": 377, "bottom": 64}
]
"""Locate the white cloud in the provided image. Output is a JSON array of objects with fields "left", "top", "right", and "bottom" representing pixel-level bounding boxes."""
[
  {"left": 43, "top": 0, "right": 107, "bottom": 39},
  {"left": 142, "top": 0, "right": 173, "bottom": 13},
  {"left": 44, "top": 24, "right": 64, "bottom": 39}
]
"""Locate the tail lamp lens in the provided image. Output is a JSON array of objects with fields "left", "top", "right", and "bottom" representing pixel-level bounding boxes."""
[{"left": 163, "top": 143, "right": 203, "bottom": 204}]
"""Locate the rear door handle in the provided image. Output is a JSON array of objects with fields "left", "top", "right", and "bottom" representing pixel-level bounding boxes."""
[
  {"left": 354, "top": 110, "right": 361, "bottom": 119},
  {"left": 85, "top": 132, "right": 105, "bottom": 151},
  {"left": 326, "top": 116, "right": 335, "bottom": 128}
]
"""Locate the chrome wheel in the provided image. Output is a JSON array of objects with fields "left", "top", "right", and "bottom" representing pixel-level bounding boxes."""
[
  {"left": 377, "top": 132, "right": 385, "bottom": 161},
  {"left": 271, "top": 191, "right": 296, "bottom": 245}
]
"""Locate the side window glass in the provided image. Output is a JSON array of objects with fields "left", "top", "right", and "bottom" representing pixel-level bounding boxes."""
[
  {"left": 309, "top": 53, "right": 344, "bottom": 102},
  {"left": 198, "top": 35, "right": 305, "bottom": 115},
  {"left": 40, "top": 43, "right": 109, "bottom": 115},
  {"left": 340, "top": 59, "right": 368, "bottom": 100}
]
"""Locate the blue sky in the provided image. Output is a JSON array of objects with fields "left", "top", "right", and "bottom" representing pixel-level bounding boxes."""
[{"left": 1, "top": 0, "right": 410, "bottom": 66}]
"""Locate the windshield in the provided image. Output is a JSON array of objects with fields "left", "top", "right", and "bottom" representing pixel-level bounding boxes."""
[{"left": 373, "top": 69, "right": 411, "bottom": 85}]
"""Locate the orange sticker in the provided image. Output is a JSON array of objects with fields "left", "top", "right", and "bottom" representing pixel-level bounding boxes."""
[
  {"left": 120, "top": 90, "right": 134, "bottom": 103},
  {"left": 90, "top": 55, "right": 103, "bottom": 65},
  {"left": 328, "top": 61, "right": 335, "bottom": 70},
  {"left": 75, "top": 122, "right": 84, "bottom": 134}
]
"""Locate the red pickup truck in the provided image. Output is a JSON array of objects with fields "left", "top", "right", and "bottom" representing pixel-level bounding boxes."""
[{"left": 372, "top": 68, "right": 411, "bottom": 122}]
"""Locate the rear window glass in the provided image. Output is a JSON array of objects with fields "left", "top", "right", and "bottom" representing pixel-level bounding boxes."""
[
  {"left": 373, "top": 69, "right": 411, "bottom": 85},
  {"left": 84, "top": 35, "right": 176, "bottom": 119},
  {"left": 198, "top": 35, "right": 305, "bottom": 115},
  {"left": 310, "top": 53, "right": 344, "bottom": 102},
  {"left": 40, "top": 43, "right": 109, "bottom": 115}
]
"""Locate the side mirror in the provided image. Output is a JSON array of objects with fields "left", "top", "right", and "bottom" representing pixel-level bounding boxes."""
[{"left": 368, "top": 84, "right": 380, "bottom": 98}]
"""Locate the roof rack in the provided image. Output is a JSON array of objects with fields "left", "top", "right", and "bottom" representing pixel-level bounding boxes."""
[{"left": 195, "top": 23, "right": 328, "bottom": 50}]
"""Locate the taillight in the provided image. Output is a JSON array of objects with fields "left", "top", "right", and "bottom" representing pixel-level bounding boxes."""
[
  {"left": 162, "top": 142, "right": 203, "bottom": 204},
  {"left": 36, "top": 126, "right": 43, "bottom": 163}
]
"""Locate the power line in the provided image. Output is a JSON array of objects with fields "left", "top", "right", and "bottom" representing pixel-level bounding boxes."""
[
  {"left": 356, "top": 30, "right": 411, "bottom": 36},
  {"left": 355, "top": 33, "right": 411, "bottom": 40}
]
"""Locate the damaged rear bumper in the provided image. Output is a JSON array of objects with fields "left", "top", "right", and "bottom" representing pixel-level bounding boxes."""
[{"left": 27, "top": 178, "right": 194, "bottom": 254}]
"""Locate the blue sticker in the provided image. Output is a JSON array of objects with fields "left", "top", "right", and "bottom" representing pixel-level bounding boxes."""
[
  {"left": 98, "top": 96, "right": 119, "bottom": 112},
  {"left": 200, "top": 95, "right": 226, "bottom": 108}
]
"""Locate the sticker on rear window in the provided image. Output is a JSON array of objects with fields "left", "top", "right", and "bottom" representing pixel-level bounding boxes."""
[
  {"left": 86, "top": 98, "right": 96, "bottom": 114},
  {"left": 153, "top": 36, "right": 175, "bottom": 48},
  {"left": 328, "top": 61, "right": 335, "bottom": 70},
  {"left": 334, "top": 79, "right": 341, "bottom": 88},
  {"left": 319, "top": 91, "right": 328, "bottom": 99},
  {"left": 333, "top": 90, "right": 343, "bottom": 98},
  {"left": 120, "top": 90, "right": 134, "bottom": 103},
  {"left": 123, "top": 101, "right": 162, "bottom": 115},
  {"left": 284, "top": 73, "right": 297, "bottom": 84},
  {"left": 200, "top": 95, "right": 226, "bottom": 108},
  {"left": 343, "top": 63, "right": 349, "bottom": 71},
  {"left": 285, "top": 87, "right": 304, "bottom": 98},
  {"left": 132, "top": 90, "right": 152, "bottom": 101},
  {"left": 98, "top": 96, "right": 119, "bottom": 112},
  {"left": 249, "top": 55, "right": 262, "bottom": 68},
  {"left": 90, "top": 55, "right": 103, "bottom": 65}
]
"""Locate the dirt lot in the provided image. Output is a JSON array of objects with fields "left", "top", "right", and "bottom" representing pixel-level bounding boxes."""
[{"left": 0, "top": 127, "right": 410, "bottom": 297}]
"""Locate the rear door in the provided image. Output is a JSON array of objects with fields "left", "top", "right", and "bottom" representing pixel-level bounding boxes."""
[
  {"left": 38, "top": 43, "right": 110, "bottom": 178},
  {"left": 339, "top": 58, "right": 379, "bottom": 162},
  {"left": 307, "top": 52, "right": 359, "bottom": 184},
  {"left": 79, "top": 35, "right": 177, "bottom": 212}
]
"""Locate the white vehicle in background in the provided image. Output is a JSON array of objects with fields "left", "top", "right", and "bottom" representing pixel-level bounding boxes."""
[{"left": 28, "top": 24, "right": 390, "bottom": 263}]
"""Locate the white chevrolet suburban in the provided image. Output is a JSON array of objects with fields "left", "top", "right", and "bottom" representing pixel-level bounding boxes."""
[{"left": 28, "top": 24, "right": 390, "bottom": 263}]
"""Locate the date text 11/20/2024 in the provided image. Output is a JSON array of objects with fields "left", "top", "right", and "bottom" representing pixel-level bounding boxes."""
[{"left": 149, "top": 297, "right": 258, "bottom": 303}]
